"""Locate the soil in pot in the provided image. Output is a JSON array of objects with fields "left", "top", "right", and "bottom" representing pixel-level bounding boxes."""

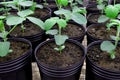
[
  {"left": 87, "top": 24, "right": 116, "bottom": 44},
  {"left": 31, "top": 7, "right": 51, "bottom": 21},
  {"left": 48, "top": 22, "right": 85, "bottom": 42},
  {"left": 36, "top": 41, "right": 83, "bottom": 68},
  {"left": 86, "top": 41, "right": 120, "bottom": 80},
  {"left": 35, "top": 39, "right": 85, "bottom": 80},
  {"left": 0, "top": 40, "right": 30, "bottom": 63}
]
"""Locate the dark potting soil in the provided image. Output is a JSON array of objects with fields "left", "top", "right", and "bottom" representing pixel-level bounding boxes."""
[
  {"left": 0, "top": 41, "right": 30, "bottom": 63},
  {"left": 87, "top": 25, "right": 116, "bottom": 40},
  {"left": 10, "top": 22, "right": 43, "bottom": 37},
  {"left": 37, "top": 42, "right": 83, "bottom": 68},
  {"left": 54, "top": 23, "right": 84, "bottom": 38},
  {"left": 32, "top": 8, "right": 49, "bottom": 19},
  {"left": 87, "top": 44, "right": 120, "bottom": 71},
  {"left": 88, "top": 14, "right": 100, "bottom": 23},
  {"left": 44, "top": 3, "right": 57, "bottom": 9}
]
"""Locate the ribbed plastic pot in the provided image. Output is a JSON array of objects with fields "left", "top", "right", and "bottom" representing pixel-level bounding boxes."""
[
  {"left": 47, "top": 21, "right": 86, "bottom": 43},
  {"left": 86, "top": 23, "right": 106, "bottom": 45},
  {"left": 86, "top": 40, "right": 120, "bottom": 80},
  {"left": 34, "top": 39, "right": 86, "bottom": 80},
  {"left": 0, "top": 38, "right": 32, "bottom": 80}
]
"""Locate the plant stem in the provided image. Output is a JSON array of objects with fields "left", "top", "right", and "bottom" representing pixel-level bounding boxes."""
[
  {"left": 114, "top": 0, "right": 116, "bottom": 6},
  {"left": 8, "top": 25, "right": 17, "bottom": 35},
  {"left": 115, "top": 26, "right": 120, "bottom": 47}
]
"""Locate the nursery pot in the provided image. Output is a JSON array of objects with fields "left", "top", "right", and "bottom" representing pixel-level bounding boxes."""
[
  {"left": 0, "top": 38, "right": 32, "bottom": 80},
  {"left": 86, "top": 23, "right": 116, "bottom": 45},
  {"left": 47, "top": 21, "right": 86, "bottom": 43},
  {"left": 86, "top": 40, "right": 120, "bottom": 80},
  {"left": 34, "top": 39, "right": 86, "bottom": 80}
]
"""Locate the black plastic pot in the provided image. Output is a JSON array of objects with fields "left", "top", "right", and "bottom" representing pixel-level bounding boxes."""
[
  {"left": 47, "top": 21, "right": 86, "bottom": 43},
  {"left": 87, "top": 13, "right": 101, "bottom": 26},
  {"left": 0, "top": 38, "right": 32, "bottom": 80},
  {"left": 34, "top": 39, "right": 86, "bottom": 80},
  {"left": 86, "top": 40, "right": 120, "bottom": 80},
  {"left": 86, "top": 23, "right": 107, "bottom": 44}
]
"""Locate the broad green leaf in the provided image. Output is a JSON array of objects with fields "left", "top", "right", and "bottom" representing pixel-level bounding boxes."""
[
  {"left": 0, "top": 1, "right": 17, "bottom": 5},
  {"left": 54, "top": 35, "right": 68, "bottom": 45},
  {"left": 114, "top": 4, "right": 120, "bottom": 11},
  {"left": 100, "top": 41, "right": 115, "bottom": 52},
  {"left": 54, "top": 9, "right": 71, "bottom": 15},
  {"left": 0, "top": 42, "right": 10, "bottom": 57},
  {"left": 27, "top": 17, "right": 44, "bottom": 29},
  {"left": 44, "top": 17, "right": 59, "bottom": 30},
  {"left": 46, "top": 29, "right": 58, "bottom": 35},
  {"left": 105, "top": 5, "right": 119, "bottom": 18},
  {"left": 71, "top": 13, "right": 87, "bottom": 25},
  {"left": 57, "top": 19, "right": 67, "bottom": 28},
  {"left": 0, "top": 16, "right": 6, "bottom": 20},
  {"left": 0, "top": 20, "right": 5, "bottom": 32},
  {"left": 36, "top": 4, "right": 43, "bottom": 9},
  {"left": 110, "top": 35, "right": 117, "bottom": 40},
  {"left": 60, "top": 0, "right": 68, "bottom": 6},
  {"left": 19, "top": 1, "right": 33, "bottom": 7},
  {"left": 98, "top": 15, "right": 109, "bottom": 23},
  {"left": 6, "top": 4, "right": 18, "bottom": 10},
  {"left": 6, "top": 15, "right": 25, "bottom": 25},
  {"left": 0, "top": 31, "right": 8, "bottom": 40},
  {"left": 17, "top": 9, "right": 34, "bottom": 18},
  {"left": 97, "top": 4, "right": 105, "bottom": 10},
  {"left": 117, "top": 14, "right": 120, "bottom": 19},
  {"left": 72, "top": 7, "right": 87, "bottom": 14}
]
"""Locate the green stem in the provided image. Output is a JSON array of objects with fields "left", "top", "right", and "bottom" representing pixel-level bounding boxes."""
[
  {"left": 114, "top": 0, "right": 116, "bottom": 6},
  {"left": 115, "top": 27, "right": 119, "bottom": 47},
  {"left": 8, "top": 25, "right": 17, "bottom": 35}
]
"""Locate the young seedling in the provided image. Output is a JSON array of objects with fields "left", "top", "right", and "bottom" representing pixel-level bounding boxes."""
[
  {"left": 98, "top": 2, "right": 120, "bottom": 23},
  {"left": 6, "top": 9, "right": 44, "bottom": 33},
  {"left": 44, "top": 17, "right": 68, "bottom": 53},
  {"left": 55, "top": 0, "right": 68, "bottom": 9},
  {"left": 100, "top": 19, "right": 120, "bottom": 59}
]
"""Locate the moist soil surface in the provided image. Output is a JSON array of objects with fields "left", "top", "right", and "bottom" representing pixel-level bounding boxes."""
[
  {"left": 52, "top": 23, "right": 84, "bottom": 38},
  {"left": 32, "top": 8, "right": 50, "bottom": 20},
  {"left": 87, "top": 25, "right": 116, "bottom": 40},
  {"left": 0, "top": 40, "right": 30, "bottom": 63},
  {"left": 10, "top": 22, "right": 43, "bottom": 37},
  {"left": 87, "top": 44, "right": 120, "bottom": 71},
  {"left": 36, "top": 41, "right": 83, "bottom": 68}
]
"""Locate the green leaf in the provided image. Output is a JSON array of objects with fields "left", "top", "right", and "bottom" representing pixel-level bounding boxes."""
[
  {"left": 71, "top": 13, "right": 87, "bottom": 25},
  {"left": 0, "top": 16, "right": 6, "bottom": 20},
  {"left": 27, "top": 17, "right": 44, "bottom": 29},
  {"left": 17, "top": 9, "right": 34, "bottom": 18},
  {"left": 44, "top": 17, "right": 59, "bottom": 30},
  {"left": 110, "top": 35, "right": 117, "bottom": 40},
  {"left": 97, "top": 4, "right": 105, "bottom": 10},
  {"left": 117, "top": 14, "right": 120, "bottom": 19},
  {"left": 19, "top": 1, "right": 33, "bottom": 7},
  {"left": 0, "top": 20, "right": 5, "bottom": 32},
  {"left": 114, "top": 4, "right": 120, "bottom": 11},
  {"left": 46, "top": 29, "right": 58, "bottom": 35},
  {"left": 0, "top": 42, "right": 10, "bottom": 57},
  {"left": 57, "top": 19, "right": 67, "bottom": 28},
  {"left": 106, "top": 22, "right": 118, "bottom": 30},
  {"left": 0, "top": 1, "right": 17, "bottom": 5},
  {"left": 6, "top": 15, "right": 25, "bottom": 25},
  {"left": 105, "top": 5, "right": 119, "bottom": 18},
  {"left": 54, "top": 9, "right": 71, "bottom": 15},
  {"left": 98, "top": 15, "right": 109, "bottom": 23},
  {"left": 72, "top": 7, "right": 87, "bottom": 14},
  {"left": 100, "top": 41, "right": 115, "bottom": 52},
  {"left": 6, "top": 4, "right": 18, "bottom": 10},
  {"left": 36, "top": 4, "right": 43, "bottom": 9},
  {"left": 54, "top": 35, "right": 68, "bottom": 46},
  {"left": 60, "top": 0, "right": 68, "bottom": 6}
]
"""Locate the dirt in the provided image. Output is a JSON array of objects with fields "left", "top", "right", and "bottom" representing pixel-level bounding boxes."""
[
  {"left": 88, "top": 14, "right": 100, "bottom": 23},
  {"left": 87, "top": 25, "right": 116, "bottom": 40},
  {"left": 44, "top": 2, "right": 57, "bottom": 9},
  {"left": 0, "top": 40, "right": 30, "bottom": 63},
  {"left": 10, "top": 22, "right": 43, "bottom": 37},
  {"left": 53, "top": 23, "right": 84, "bottom": 38},
  {"left": 36, "top": 41, "right": 84, "bottom": 68},
  {"left": 87, "top": 44, "right": 120, "bottom": 71},
  {"left": 31, "top": 8, "right": 50, "bottom": 20}
]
